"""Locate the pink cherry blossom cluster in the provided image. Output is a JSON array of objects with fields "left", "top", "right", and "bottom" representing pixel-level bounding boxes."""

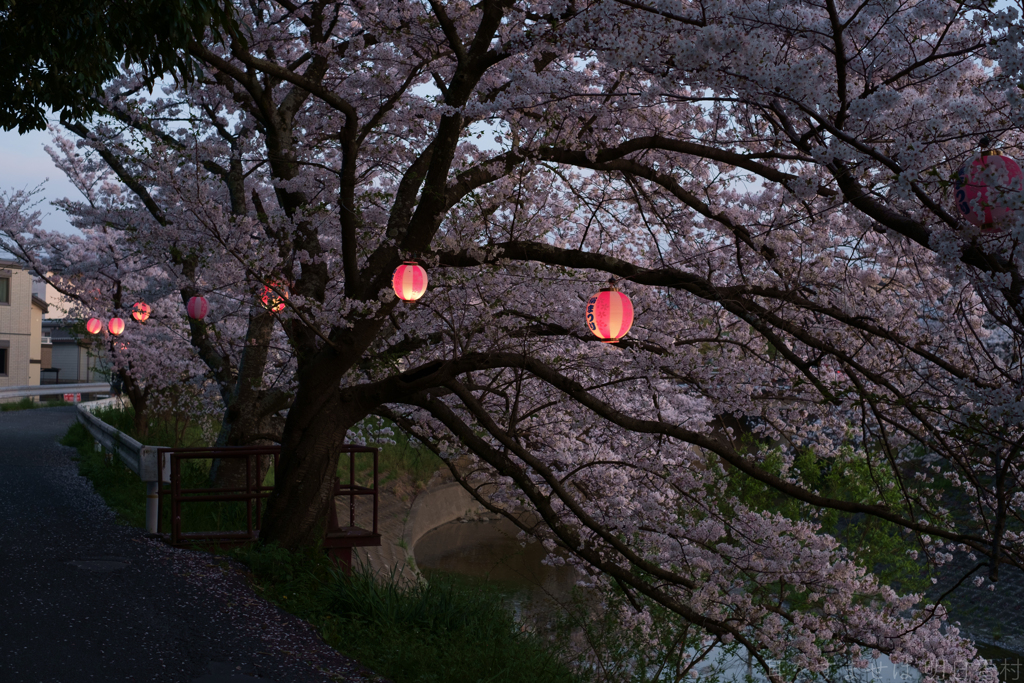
[{"left": 5, "top": 0, "right": 1024, "bottom": 678}]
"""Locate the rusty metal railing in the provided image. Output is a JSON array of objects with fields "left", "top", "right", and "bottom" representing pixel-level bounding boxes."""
[
  {"left": 157, "top": 446, "right": 280, "bottom": 547},
  {"left": 324, "top": 445, "right": 381, "bottom": 572},
  {"left": 155, "top": 444, "right": 382, "bottom": 565}
]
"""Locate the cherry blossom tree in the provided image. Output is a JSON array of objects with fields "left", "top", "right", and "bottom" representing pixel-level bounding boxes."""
[
  {"left": 9, "top": 0, "right": 1024, "bottom": 677},
  {"left": 0, "top": 185, "right": 216, "bottom": 438},
  {"left": 0, "top": 130, "right": 294, "bottom": 480}
]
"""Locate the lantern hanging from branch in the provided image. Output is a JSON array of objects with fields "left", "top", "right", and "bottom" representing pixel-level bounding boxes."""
[
  {"left": 187, "top": 296, "right": 209, "bottom": 320},
  {"left": 953, "top": 149, "right": 1024, "bottom": 232},
  {"left": 260, "top": 282, "right": 289, "bottom": 313},
  {"left": 131, "top": 302, "right": 151, "bottom": 323},
  {"left": 585, "top": 284, "right": 634, "bottom": 343},
  {"left": 108, "top": 318, "right": 125, "bottom": 336},
  {"left": 392, "top": 262, "right": 428, "bottom": 301},
  {"left": 85, "top": 318, "right": 102, "bottom": 335}
]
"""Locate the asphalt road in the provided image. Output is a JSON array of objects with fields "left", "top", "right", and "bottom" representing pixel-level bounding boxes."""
[{"left": 0, "top": 406, "right": 376, "bottom": 683}]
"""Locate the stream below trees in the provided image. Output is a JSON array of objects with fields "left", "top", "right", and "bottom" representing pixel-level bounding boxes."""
[
  {"left": 412, "top": 516, "right": 1024, "bottom": 682},
  {"left": 413, "top": 516, "right": 580, "bottom": 619}
]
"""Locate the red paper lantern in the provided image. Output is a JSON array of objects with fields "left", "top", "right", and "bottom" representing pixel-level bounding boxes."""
[
  {"left": 954, "top": 150, "right": 1024, "bottom": 232},
  {"left": 132, "top": 302, "right": 151, "bottom": 323},
  {"left": 585, "top": 287, "right": 634, "bottom": 343},
  {"left": 108, "top": 318, "right": 125, "bottom": 336},
  {"left": 260, "top": 282, "right": 288, "bottom": 313},
  {"left": 85, "top": 318, "right": 102, "bottom": 335},
  {"left": 392, "top": 262, "right": 428, "bottom": 301},
  {"left": 187, "top": 296, "right": 209, "bottom": 320}
]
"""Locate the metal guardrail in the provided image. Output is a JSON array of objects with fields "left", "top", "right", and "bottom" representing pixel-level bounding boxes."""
[
  {"left": 76, "top": 398, "right": 166, "bottom": 534},
  {"left": 0, "top": 382, "right": 110, "bottom": 400}
]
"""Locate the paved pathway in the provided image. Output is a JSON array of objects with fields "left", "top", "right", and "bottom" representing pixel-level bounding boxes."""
[{"left": 0, "top": 406, "right": 380, "bottom": 683}]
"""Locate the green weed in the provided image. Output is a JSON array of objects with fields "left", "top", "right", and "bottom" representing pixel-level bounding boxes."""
[
  {"left": 89, "top": 404, "right": 212, "bottom": 448},
  {"left": 62, "top": 422, "right": 148, "bottom": 528},
  {"left": 227, "top": 542, "right": 583, "bottom": 683},
  {"left": 61, "top": 421, "right": 268, "bottom": 535},
  {"left": 63, "top": 419, "right": 583, "bottom": 683},
  {"left": 1, "top": 397, "right": 69, "bottom": 412}
]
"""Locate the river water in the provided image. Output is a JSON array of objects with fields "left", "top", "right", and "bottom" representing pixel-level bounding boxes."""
[
  {"left": 413, "top": 515, "right": 580, "bottom": 623},
  {"left": 414, "top": 517, "right": 1023, "bottom": 682}
]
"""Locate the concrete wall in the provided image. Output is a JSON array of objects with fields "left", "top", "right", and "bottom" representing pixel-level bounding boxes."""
[
  {"left": 403, "top": 482, "right": 486, "bottom": 551},
  {"left": 84, "top": 346, "right": 102, "bottom": 381},
  {"left": 351, "top": 482, "right": 490, "bottom": 587}
]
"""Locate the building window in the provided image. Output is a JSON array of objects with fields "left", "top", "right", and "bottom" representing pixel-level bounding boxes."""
[
  {"left": 0, "top": 277, "right": 8, "bottom": 304},
  {"left": 0, "top": 347, "right": 7, "bottom": 376}
]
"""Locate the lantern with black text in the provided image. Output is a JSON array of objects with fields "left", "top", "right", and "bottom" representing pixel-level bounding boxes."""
[
  {"left": 392, "top": 262, "right": 428, "bottom": 301},
  {"left": 108, "top": 318, "right": 125, "bottom": 336},
  {"left": 260, "top": 282, "right": 288, "bottom": 313},
  {"left": 954, "top": 150, "right": 1024, "bottom": 232},
  {"left": 585, "top": 286, "right": 634, "bottom": 343},
  {"left": 132, "top": 302, "right": 151, "bottom": 323},
  {"left": 85, "top": 318, "right": 102, "bottom": 335},
  {"left": 187, "top": 296, "right": 209, "bottom": 320}
]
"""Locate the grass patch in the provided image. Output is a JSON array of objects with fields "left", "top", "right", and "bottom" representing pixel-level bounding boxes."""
[
  {"left": 89, "top": 404, "right": 212, "bottom": 448},
  {"left": 64, "top": 420, "right": 581, "bottom": 683},
  {"left": 1, "top": 397, "right": 70, "bottom": 412},
  {"left": 62, "top": 421, "right": 148, "bottom": 528},
  {"left": 87, "top": 405, "right": 443, "bottom": 492},
  {"left": 339, "top": 434, "right": 439, "bottom": 493},
  {"left": 62, "top": 421, "right": 269, "bottom": 534},
  {"left": 226, "top": 543, "right": 582, "bottom": 683}
]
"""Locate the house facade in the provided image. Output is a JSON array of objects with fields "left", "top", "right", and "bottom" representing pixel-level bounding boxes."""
[{"left": 0, "top": 259, "right": 48, "bottom": 391}]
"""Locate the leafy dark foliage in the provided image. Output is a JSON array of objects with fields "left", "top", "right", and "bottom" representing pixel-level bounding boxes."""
[{"left": 0, "top": 0, "right": 238, "bottom": 132}]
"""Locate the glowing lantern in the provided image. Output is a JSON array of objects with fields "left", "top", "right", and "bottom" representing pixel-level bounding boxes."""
[
  {"left": 260, "top": 282, "right": 288, "bottom": 313},
  {"left": 132, "top": 302, "right": 151, "bottom": 323},
  {"left": 85, "top": 318, "right": 102, "bottom": 335},
  {"left": 585, "top": 286, "right": 634, "bottom": 343},
  {"left": 392, "top": 262, "right": 428, "bottom": 301},
  {"left": 187, "top": 296, "right": 209, "bottom": 320},
  {"left": 108, "top": 318, "right": 125, "bottom": 336},
  {"left": 954, "top": 150, "right": 1024, "bottom": 232}
]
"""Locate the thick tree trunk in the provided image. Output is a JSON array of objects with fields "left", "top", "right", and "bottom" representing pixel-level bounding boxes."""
[
  {"left": 259, "top": 361, "right": 362, "bottom": 550},
  {"left": 208, "top": 402, "right": 276, "bottom": 490},
  {"left": 208, "top": 311, "right": 277, "bottom": 489},
  {"left": 119, "top": 369, "right": 150, "bottom": 441},
  {"left": 132, "top": 401, "right": 149, "bottom": 441}
]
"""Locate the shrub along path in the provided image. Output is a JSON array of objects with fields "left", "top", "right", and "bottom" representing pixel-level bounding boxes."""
[{"left": 0, "top": 406, "right": 381, "bottom": 683}]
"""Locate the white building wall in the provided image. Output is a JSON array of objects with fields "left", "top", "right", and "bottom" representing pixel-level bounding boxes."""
[{"left": 36, "top": 276, "right": 74, "bottom": 320}]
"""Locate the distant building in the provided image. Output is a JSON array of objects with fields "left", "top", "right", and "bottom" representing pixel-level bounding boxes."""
[
  {"left": 33, "top": 276, "right": 74, "bottom": 320},
  {"left": 41, "top": 319, "right": 103, "bottom": 385},
  {"left": 0, "top": 259, "right": 48, "bottom": 392},
  {"left": 31, "top": 275, "right": 96, "bottom": 383},
  {"left": 0, "top": 260, "right": 109, "bottom": 402}
]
